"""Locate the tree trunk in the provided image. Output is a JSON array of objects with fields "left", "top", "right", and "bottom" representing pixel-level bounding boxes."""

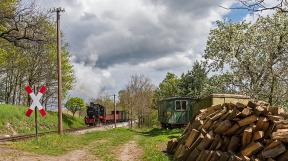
[{"left": 269, "top": 76, "right": 276, "bottom": 105}]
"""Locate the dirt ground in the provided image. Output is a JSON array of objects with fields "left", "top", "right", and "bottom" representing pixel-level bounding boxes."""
[
  {"left": 0, "top": 122, "right": 143, "bottom": 161},
  {"left": 0, "top": 139, "right": 143, "bottom": 161},
  {"left": 116, "top": 140, "right": 144, "bottom": 161},
  {"left": 0, "top": 146, "right": 97, "bottom": 161}
]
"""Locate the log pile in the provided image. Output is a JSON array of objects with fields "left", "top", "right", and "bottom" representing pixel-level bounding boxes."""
[{"left": 167, "top": 101, "right": 288, "bottom": 161}]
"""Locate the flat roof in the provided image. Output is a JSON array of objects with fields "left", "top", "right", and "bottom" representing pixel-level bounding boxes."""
[
  {"left": 159, "top": 96, "right": 194, "bottom": 101},
  {"left": 159, "top": 93, "right": 250, "bottom": 101},
  {"left": 209, "top": 94, "right": 250, "bottom": 99}
]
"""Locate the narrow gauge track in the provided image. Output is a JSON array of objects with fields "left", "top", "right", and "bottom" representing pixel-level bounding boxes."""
[{"left": 0, "top": 125, "right": 104, "bottom": 142}]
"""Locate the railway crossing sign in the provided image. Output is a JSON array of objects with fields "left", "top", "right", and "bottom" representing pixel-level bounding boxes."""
[{"left": 25, "top": 85, "right": 47, "bottom": 117}]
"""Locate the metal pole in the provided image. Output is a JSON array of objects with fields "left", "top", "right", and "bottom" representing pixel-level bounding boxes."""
[
  {"left": 35, "top": 106, "right": 38, "bottom": 139},
  {"left": 55, "top": 7, "right": 65, "bottom": 135},
  {"left": 114, "top": 94, "right": 116, "bottom": 128},
  {"left": 34, "top": 86, "right": 38, "bottom": 140}
]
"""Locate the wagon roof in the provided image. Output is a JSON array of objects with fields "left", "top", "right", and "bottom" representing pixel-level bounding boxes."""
[
  {"left": 159, "top": 96, "right": 194, "bottom": 101},
  {"left": 159, "top": 93, "right": 250, "bottom": 102}
]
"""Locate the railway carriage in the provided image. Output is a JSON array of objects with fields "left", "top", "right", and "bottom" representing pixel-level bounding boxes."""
[
  {"left": 158, "top": 94, "right": 250, "bottom": 128},
  {"left": 84, "top": 102, "right": 128, "bottom": 126}
]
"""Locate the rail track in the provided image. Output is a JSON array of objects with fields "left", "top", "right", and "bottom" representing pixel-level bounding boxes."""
[{"left": 0, "top": 121, "right": 131, "bottom": 142}]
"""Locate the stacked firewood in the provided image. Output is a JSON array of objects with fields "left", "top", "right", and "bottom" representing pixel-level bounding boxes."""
[{"left": 167, "top": 101, "right": 288, "bottom": 161}]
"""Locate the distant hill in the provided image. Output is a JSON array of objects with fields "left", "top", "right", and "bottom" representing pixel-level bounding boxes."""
[{"left": 0, "top": 104, "right": 85, "bottom": 136}]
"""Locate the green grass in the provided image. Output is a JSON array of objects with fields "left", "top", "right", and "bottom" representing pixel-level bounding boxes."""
[
  {"left": 13, "top": 128, "right": 135, "bottom": 160},
  {"left": 135, "top": 128, "right": 183, "bottom": 161},
  {"left": 0, "top": 104, "right": 85, "bottom": 135},
  {"left": 11, "top": 128, "right": 183, "bottom": 161}
]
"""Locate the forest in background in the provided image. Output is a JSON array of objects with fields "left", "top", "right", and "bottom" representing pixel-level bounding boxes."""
[
  {"left": 1, "top": 0, "right": 288, "bottom": 128},
  {"left": 0, "top": 0, "right": 74, "bottom": 108}
]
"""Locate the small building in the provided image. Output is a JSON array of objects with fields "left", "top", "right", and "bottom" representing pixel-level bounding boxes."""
[{"left": 158, "top": 94, "right": 250, "bottom": 128}]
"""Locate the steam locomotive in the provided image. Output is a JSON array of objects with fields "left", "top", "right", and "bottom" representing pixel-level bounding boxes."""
[{"left": 84, "top": 102, "right": 128, "bottom": 126}]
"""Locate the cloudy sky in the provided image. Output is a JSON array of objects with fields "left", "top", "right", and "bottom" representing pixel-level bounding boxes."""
[{"left": 36, "top": 0, "right": 270, "bottom": 101}]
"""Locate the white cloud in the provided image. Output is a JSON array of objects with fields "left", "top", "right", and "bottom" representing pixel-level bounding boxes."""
[
  {"left": 70, "top": 61, "right": 113, "bottom": 101},
  {"left": 37, "top": 0, "right": 235, "bottom": 100}
]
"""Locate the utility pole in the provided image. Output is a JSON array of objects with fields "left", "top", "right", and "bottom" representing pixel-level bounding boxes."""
[
  {"left": 114, "top": 94, "right": 116, "bottom": 128},
  {"left": 52, "top": 7, "right": 65, "bottom": 135}
]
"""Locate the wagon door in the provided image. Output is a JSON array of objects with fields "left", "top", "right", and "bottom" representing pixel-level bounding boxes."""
[{"left": 174, "top": 100, "right": 189, "bottom": 124}]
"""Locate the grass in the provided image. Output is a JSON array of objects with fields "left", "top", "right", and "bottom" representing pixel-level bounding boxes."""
[
  {"left": 13, "top": 128, "right": 135, "bottom": 160},
  {"left": 11, "top": 127, "right": 183, "bottom": 161},
  {"left": 135, "top": 128, "right": 183, "bottom": 161},
  {"left": 0, "top": 104, "right": 85, "bottom": 135}
]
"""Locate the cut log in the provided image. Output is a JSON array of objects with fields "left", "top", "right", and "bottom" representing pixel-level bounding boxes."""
[
  {"left": 185, "top": 129, "right": 200, "bottom": 148},
  {"left": 214, "top": 120, "right": 232, "bottom": 134},
  {"left": 210, "top": 151, "right": 221, "bottom": 161},
  {"left": 255, "top": 117, "right": 269, "bottom": 131},
  {"left": 268, "top": 106, "right": 286, "bottom": 115},
  {"left": 224, "top": 123, "right": 240, "bottom": 136},
  {"left": 278, "top": 151, "right": 288, "bottom": 161},
  {"left": 241, "top": 108, "right": 252, "bottom": 117},
  {"left": 218, "top": 152, "right": 230, "bottom": 161},
  {"left": 265, "top": 122, "right": 275, "bottom": 138},
  {"left": 228, "top": 155, "right": 242, "bottom": 161},
  {"left": 190, "top": 133, "right": 204, "bottom": 150},
  {"left": 167, "top": 101, "right": 288, "bottom": 161},
  {"left": 210, "top": 107, "right": 228, "bottom": 121},
  {"left": 199, "top": 104, "right": 223, "bottom": 120},
  {"left": 275, "top": 120, "right": 288, "bottom": 129},
  {"left": 191, "top": 117, "right": 204, "bottom": 129},
  {"left": 242, "top": 127, "right": 253, "bottom": 147},
  {"left": 263, "top": 140, "right": 281, "bottom": 151},
  {"left": 197, "top": 132, "right": 214, "bottom": 150},
  {"left": 272, "top": 129, "right": 288, "bottom": 141},
  {"left": 247, "top": 101, "right": 257, "bottom": 108},
  {"left": 226, "top": 108, "right": 241, "bottom": 120},
  {"left": 267, "top": 115, "right": 284, "bottom": 121},
  {"left": 241, "top": 156, "right": 251, "bottom": 161},
  {"left": 262, "top": 142, "right": 286, "bottom": 158},
  {"left": 173, "top": 144, "right": 186, "bottom": 160},
  {"left": 209, "top": 134, "right": 221, "bottom": 150},
  {"left": 203, "top": 119, "right": 213, "bottom": 130},
  {"left": 237, "top": 115, "right": 258, "bottom": 127},
  {"left": 255, "top": 106, "right": 267, "bottom": 115},
  {"left": 236, "top": 102, "right": 246, "bottom": 109},
  {"left": 187, "top": 148, "right": 200, "bottom": 161},
  {"left": 241, "top": 142, "right": 263, "bottom": 157},
  {"left": 253, "top": 131, "right": 264, "bottom": 141},
  {"left": 221, "top": 136, "right": 230, "bottom": 151},
  {"left": 167, "top": 139, "right": 178, "bottom": 154},
  {"left": 195, "top": 150, "right": 207, "bottom": 161},
  {"left": 227, "top": 136, "right": 240, "bottom": 152},
  {"left": 205, "top": 150, "right": 215, "bottom": 161},
  {"left": 219, "top": 110, "right": 233, "bottom": 121}
]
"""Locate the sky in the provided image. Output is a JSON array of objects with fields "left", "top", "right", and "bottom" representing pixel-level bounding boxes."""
[{"left": 35, "top": 0, "right": 270, "bottom": 101}]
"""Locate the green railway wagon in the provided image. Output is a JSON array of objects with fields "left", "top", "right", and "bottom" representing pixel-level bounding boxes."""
[{"left": 158, "top": 94, "right": 250, "bottom": 128}]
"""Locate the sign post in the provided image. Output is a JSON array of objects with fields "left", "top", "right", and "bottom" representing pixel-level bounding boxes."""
[
  {"left": 25, "top": 85, "right": 47, "bottom": 139},
  {"left": 35, "top": 106, "right": 38, "bottom": 139}
]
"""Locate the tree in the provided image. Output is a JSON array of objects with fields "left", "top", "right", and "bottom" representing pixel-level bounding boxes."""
[
  {"left": 234, "top": 0, "right": 288, "bottom": 12},
  {"left": 0, "top": 0, "right": 47, "bottom": 47},
  {"left": 0, "top": 0, "right": 75, "bottom": 107},
  {"left": 123, "top": 75, "right": 155, "bottom": 128},
  {"left": 204, "top": 12, "right": 288, "bottom": 105},
  {"left": 178, "top": 61, "right": 209, "bottom": 98},
  {"left": 153, "top": 72, "right": 180, "bottom": 106},
  {"left": 92, "top": 96, "right": 114, "bottom": 112},
  {"left": 65, "top": 97, "right": 85, "bottom": 117}
]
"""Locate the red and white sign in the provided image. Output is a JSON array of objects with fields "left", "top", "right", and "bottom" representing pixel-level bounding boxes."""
[{"left": 25, "top": 85, "right": 47, "bottom": 117}]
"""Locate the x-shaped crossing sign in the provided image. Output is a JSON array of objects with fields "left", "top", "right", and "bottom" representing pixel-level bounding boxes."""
[{"left": 25, "top": 85, "right": 47, "bottom": 117}]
